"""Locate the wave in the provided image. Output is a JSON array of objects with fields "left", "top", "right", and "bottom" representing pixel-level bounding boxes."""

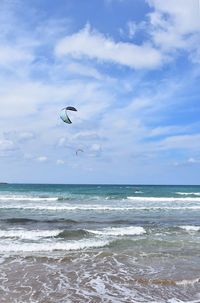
[
  {"left": 2, "top": 218, "right": 78, "bottom": 225},
  {"left": 4, "top": 218, "right": 39, "bottom": 223},
  {"left": 168, "top": 300, "right": 200, "bottom": 303},
  {"left": 0, "top": 196, "right": 58, "bottom": 201},
  {"left": 179, "top": 226, "right": 200, "bottom": 232},
  {"left": 56, "top": 229, "right": 89, "bottom": 239},
  {"left": 1, "top": 205, "right": 200, "bottom": 211},
  {"left": 87, "top": 226, "right": 146, "bottom": 236},
  {"left": 176, "top": 192, "right": 200, "bottom": 196},
  {"left": 105, "top": 196, "right": 120, "bottom": 200},
  {"left": 0, "top": 226, "right": 145, "bottom": 240},
  {"left": 0, "top": 229, "right": 61, "bottom": 240},
  {"left": 0, "top": 238, "right": 110, "bottom": 252},
  {"left": 1, "top": 195, "right": 200, "bottom": 203},
  {"left": 127, "top": 197, "right": 200, "bottom": 202}
]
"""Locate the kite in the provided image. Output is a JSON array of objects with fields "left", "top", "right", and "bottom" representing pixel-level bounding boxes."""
[{"left": 60, "top": 106, "right": 77, "bottom": 124}]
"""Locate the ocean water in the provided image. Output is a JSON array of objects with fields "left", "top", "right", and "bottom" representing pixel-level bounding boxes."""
[{"left": 0, "top": 184, "right": 200, "bottom": 303}]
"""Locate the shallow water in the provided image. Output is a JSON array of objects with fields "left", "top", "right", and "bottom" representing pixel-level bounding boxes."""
[{"left": 0, "top": 184, "right": 200, "bottom": 302}]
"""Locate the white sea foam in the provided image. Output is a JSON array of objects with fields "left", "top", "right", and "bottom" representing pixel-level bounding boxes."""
[
  {"left": 176, "top": 192, "right": 200, "bottom": 196},
  {"left": 1, "top": 205, "right": 200, "bottom": 211},
  {"left": 3, "top": 195, "right": 200, "bottom": 203},
  {"left": 87, "top": 226, "right": 146, "bottom": 236},
  {"left": 179, "top": 226, "right": 200, "bottom": 232},
  {"left": 0, "top": 229, "right": 61, "bottom": 240},
  {"left": 0, "top": 196, "right": 58, "bottom": 201},
  {"left": 168, "top": 298, "right": 200, "bottom": 303},
  {"left": 127, "top": 196, "right": 200, "bottom": 202},
  {"left": 174, "top": 277, "right": 200, "bottom": 286},
  {"left": 0, "top": 238, "right": 109, "bottom": 252}
]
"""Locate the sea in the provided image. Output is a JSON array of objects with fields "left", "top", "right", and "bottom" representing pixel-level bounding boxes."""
[{"left": 0, "top": 184, "right": 200, "bottom": 303}]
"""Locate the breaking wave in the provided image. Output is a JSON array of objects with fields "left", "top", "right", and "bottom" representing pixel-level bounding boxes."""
[
  {"left": 127, "top": 197, "right": 200, "bottom": 202},
  {"left": 0, "top": 196, "right": 58, "bottom": 201},
  {"left": 0, "top": 239, "right": 110, "bottom": 252},
  {"left": 87, "top": 226, "right": 146, "bottom": 236},
  {"left": 176, "top": 192, "right": 200, "bottom": 196},
  {"left": 0, "top": 229, "right": 61, "bottom": 240},
  {"left": 179, "top": 226, "right": 200, "bottom": 232},
  {"left": 1, "top": 205, "right": 200, "bottom": 211}
]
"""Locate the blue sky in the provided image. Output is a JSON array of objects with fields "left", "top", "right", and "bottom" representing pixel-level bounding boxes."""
[{"left": 0, "top": 0, "right": 200, "bottom": 184}]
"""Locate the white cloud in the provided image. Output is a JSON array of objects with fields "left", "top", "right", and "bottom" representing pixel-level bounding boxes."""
[
  {"left": 146, "top": 0, "right": 200, "bottom": 55},
  {"left": 58, "top": 137, "right": 66, "bottom": 147},
  {"left": 24, "top": 153, "right": 34, "bottom": 160},
  {"left": 0, "top": 139, "right": 14, "bottom": 151},
  {"left": 56, "top": 159, "right": 65, "bottom": 165},
  {"left": 147, "top": 0, "right": 200, "bottom": 32},
  {"left": 127, "top": 21, "right": 137, "bottom": 39},
  {"left": 55, "top": 24, "right": 162, "bottom": 69},
  {"left": 67, "top": 62, "right": 102, "bottom": 79},
  {"left": 91, "top": 144, "right": 101, "bottom": 151},
  {"left": 18, "top": 132, "right": 34, "bottom": 140},
  {"left": 173, "top": 157, "right": 200, "bottom": 166},
  {"left": 0, "top": 46, "right": 33, "bottom": 66},
  {"left": 37, "top": 156, "right": 47, "bottom": 162},
  {"left": 154, "top": 134, "right": 200, "bottom": 151},
  {"left": 188, "top": 157, "right": 200, "bottom": 163}
]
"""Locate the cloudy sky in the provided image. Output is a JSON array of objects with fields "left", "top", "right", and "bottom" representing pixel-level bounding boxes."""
[{"left": 0, "top": 0, "right": 200, "bottom": 184}]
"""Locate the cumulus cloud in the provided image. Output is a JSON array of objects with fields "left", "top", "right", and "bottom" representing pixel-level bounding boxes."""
[
  {"left": 146, "top": 0, "right": 200, "bottom": 57},
  {"left": 55, "top": 24, "right": 163, "bottom": 69}
]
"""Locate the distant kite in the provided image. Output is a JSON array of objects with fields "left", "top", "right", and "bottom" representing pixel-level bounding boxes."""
[
  {"left": 76, "top": 149, "right": 84, "bottom": 156},
  {"left": 60, "top": 106, "right": 77, "bottom": 124}
]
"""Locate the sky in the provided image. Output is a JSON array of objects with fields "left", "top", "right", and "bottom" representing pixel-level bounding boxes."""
[{"left": 0, "top": 0, "right": 200, "bottom": 184}]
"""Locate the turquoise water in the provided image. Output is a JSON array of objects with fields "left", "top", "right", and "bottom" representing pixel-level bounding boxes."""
[{"left": 0, "top": 184, "right": 200, "bottom": 302}]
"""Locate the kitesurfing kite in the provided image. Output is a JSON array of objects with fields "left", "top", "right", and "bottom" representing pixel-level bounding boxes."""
[
  {"left": 60, "top": 106, "right": 77, "bottom": 124},
  {"left": 76, "top": 149, "right": 84, "bottom": 156}
]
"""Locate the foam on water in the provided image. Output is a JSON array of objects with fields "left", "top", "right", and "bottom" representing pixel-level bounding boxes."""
[
  {"left": 0, "top": 238, "right": 110, "bottom": 253},
  {"left": 168, "top": 299, "right": 200, "bottom": 303},
  {"left": 179, "top": 226, "right": 200, "bottom": 232},
  {"left": 132, "top": 277, "right": 200, "bottom": 286},
  {"left": 87, "top": 226, "right": 146, "bottom": 236},
  {"left": 0, "top": 196, "right": 58, "bottom": 201},
  {"left": 127, "top": 196, "right": 200, "bottom": 202},
  {"left": 174, "top": 278, "right": 200, "bottom": 286},
  {"left": 1, "top": 205, "right": 200, "bottom": 211},
  {"left": 0, "top": 229, "right": 61, "bottom": 240},
  {"left": 1, "top": 195, "right": 200, "bottom": 203},
  {"left": 176, "top": 192, "right": 200, "bottom": 196}
]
